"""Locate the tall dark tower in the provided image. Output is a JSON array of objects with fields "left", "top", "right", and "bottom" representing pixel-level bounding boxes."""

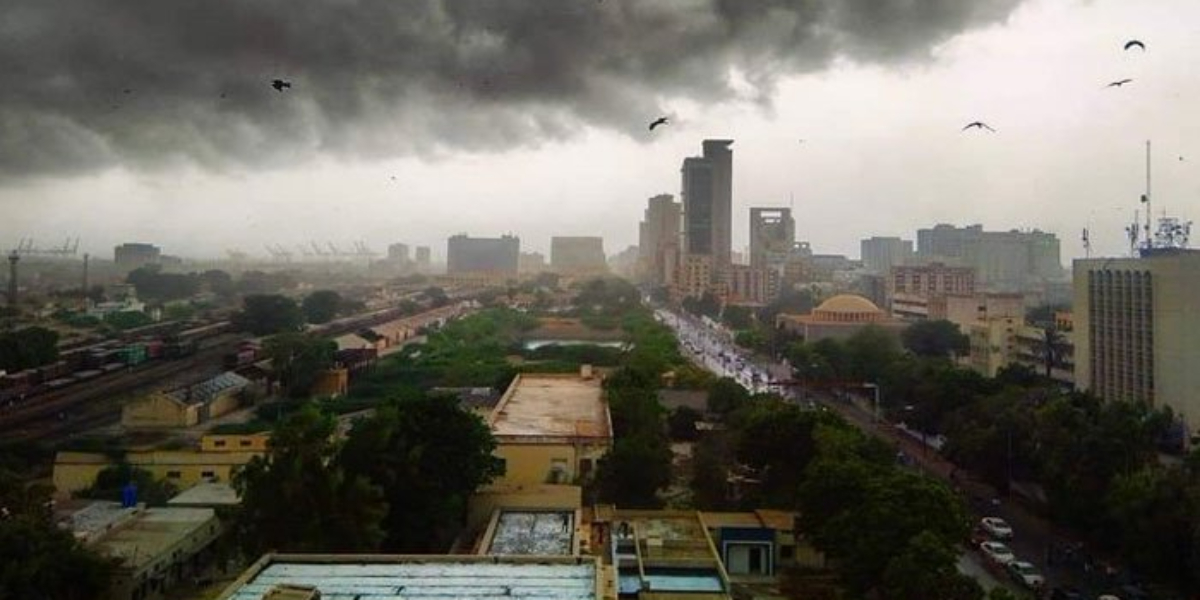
[
  {"left": 6, "top": 251, "right": 18, "bottom": 310},
  {"left": 81, "top": 253, "right": 90, "bottom": 303}
]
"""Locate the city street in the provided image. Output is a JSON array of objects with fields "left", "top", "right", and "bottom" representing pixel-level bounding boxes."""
[{"left": 655, "top": 306, "right": 1140, "bottom": 599}]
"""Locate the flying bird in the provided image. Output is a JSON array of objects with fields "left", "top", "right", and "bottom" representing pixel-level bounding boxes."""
[
  {"left": 1124, "top": 40, "right": 1145, "bottom": 51},
  {"left": 962, "top": 121, "right": 996, "bottom": 132},
  {"left": 1107, "top": 78, "right": 1133, "bottom": 87},
  {"left": 648, "top": 117, "right": 669, "bottom": 131},
  {"left": 271, "top": 79, "right": 292, "bottom": 92}
]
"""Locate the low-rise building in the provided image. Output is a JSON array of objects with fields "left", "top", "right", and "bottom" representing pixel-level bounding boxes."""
[
  {"left": 215, "top": 554, "right": 607, "bottom": 600},
  {"left": 54, "top": 436, "right": 264, "bottom": 497},
  {"left": 121, "top": 372, "right": 250, "bottom": 430},
  {"left": 775, "top": 294, "right": 906, "bottom": 343},
  {"left": 700, "top": 510, "right": 824, "bottom": 581},
  {"left": 63, "top": 502, "right": 222, "bottom": 600}
]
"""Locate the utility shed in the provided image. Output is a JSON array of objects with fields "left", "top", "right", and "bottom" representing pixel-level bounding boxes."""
[{"left": 216, "top": 554, "right": 603, "bottom": 600}]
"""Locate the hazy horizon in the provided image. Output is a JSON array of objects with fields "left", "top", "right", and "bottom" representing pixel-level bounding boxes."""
[{"left": 2, "top": 0, "right": 1197, "bottom": 263}]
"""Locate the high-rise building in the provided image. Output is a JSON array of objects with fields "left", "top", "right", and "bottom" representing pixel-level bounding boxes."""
[
  {"left": 860, "top": 236, "right": 914, "bottom": 275},
  {"left": 1073, "top": 249, "right": 1200, "bottom": 430},
  {"left": 518, "top": 251, "right": 546, "bottom": 274},
  {"left": 749, "top": 208, "right": 795, "bottom": 270},
  {"left": 637, "top": 194, "right": 682, "bottom": 285},
  {"left": 387, "top": 243, "right": 410, "bottom": 262},
  {"left": 681, "top": 140, "right": 733, "bottom": 273},
  {"left": 723, "top": 265, "right": 776, "bottom": 306},
  {"left": 114, "top": 243, "right": 162, "bottom": 271},
  {"left": 550, "top": 237, "right": 607, "bottom": 274},
  {"left": 414, "top": 246, "right": 432, "bottom": 270},
  {"left": 446, "top": 234, "right": 519, "bottom": 275},
  {"left": 916, "top": 224, "right": 1062, "bottom": 291}
]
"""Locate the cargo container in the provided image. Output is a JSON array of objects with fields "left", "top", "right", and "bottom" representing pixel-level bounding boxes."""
[
  {"left": 145, "top": 340, "right": 165, "bottom": 360},
  {"left": 119, "top": 343, "right": 148, "bottom": 366}
]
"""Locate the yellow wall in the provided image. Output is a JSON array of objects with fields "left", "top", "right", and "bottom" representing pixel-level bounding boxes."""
[
  {"left": 467, "top": 483, "right": 582, "bottom": 530},
  {"left": 120, "top": 393, "right": 197, "bottom": 430},
  {"left": 200, "top": 433, "right": 270, "bottom": 453},
  {"left": 312, "top": 368, "right": 349, "bottom": 398},
  {"left": 206, "top": 392, "right": 241, "bottom": 420},
  {"left": 53, "top": 449, "right": 262, "bottom": 496},
  {"left": 493, "top": 442, "right": 608, "bottom": 487}
]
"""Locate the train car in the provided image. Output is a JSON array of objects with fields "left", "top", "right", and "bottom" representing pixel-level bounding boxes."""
[
  {"left": 36, "top": 361, "right": 72, "bottom": 382},
  {"left": 163, "top": 339, "right": 198, "bottom": 359},
  {"left": 119, "top": 343, "right": 148, "bottom": 366},
  {"left": 178, "top": 320, "right": 233, "bottom": 343},
  {"left": 145, "top": 340, "right": 165, "bottom": 360},
  {"left": 223, "top": 347, "right": 258, "bottom": 370},
  {"left": 100, "top": 362, "right": 125, "bottom": 373},
  {"left": 71, "top": 370, "right": 103, "bottom": 383}
]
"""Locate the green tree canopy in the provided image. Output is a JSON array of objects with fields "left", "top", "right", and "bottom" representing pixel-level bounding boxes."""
[
  {"left": 262, "top": 332, "right": 336, "bottom": 398},
  {"left": 596, "top": 432, "right": 672, "bottom": 508},
  {"left": 0, "top": 326, "right": 59, "bottom": 372},
  {"left": 706, "top": 377, "right": 750, "bottom": 416},
  {"left": 845, "top": 325, "right": 902, "bottom": 382},
  {"left": 233, "top": 294, "right": 303, "bottom": 335},
  {"left": 339, "top": 395, "right": 502, "bottom": 552},
  {"left": 234, "top": 405, "right": 387, "bottom": 555},
  {"left": 103, "top": 310, "right": 153, "bottom": 331},
  {"left": 301, "top": 290, "right": 343, "bottom": 324},
  {"left": 721, "top": 305, "right": 755, "bottom": 330},
  {"left": 667, "top": 406, "right": 702, "bottom": 442},
  {"left": 125, "top": 265, "right": 200, "bottom": 302},
  {"left": 901, "top": 319, "right": 969, "bottom": 359},
  {"left": 881, "top": 531, "right": 984, "bottom": 600},
  {"left": 77, "top": 462, "right": 177, "bottom": 506}
]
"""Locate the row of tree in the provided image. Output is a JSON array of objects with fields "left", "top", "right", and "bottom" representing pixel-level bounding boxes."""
[
  {"left": 0, "top": 326, "right": 58, "bottom": 372},
  {"left": 231, "top": 289, "right": 359, "bottom": 335},
  {"left": 125, "top": 266, "right": 298, "bottom": 303}
]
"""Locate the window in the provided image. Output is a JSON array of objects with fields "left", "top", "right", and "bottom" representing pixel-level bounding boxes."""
[
  {"left": 166, "top": 470, "right": 181, "bottom": 479},
  {"left": 200, "top": 470, "right": 215, "bottom": 479},
  {"left": 239, "top": 440, "right": 252, "bottom": 447},
  {"left": 548, "top": 458, "right": 569, "bottom": 484},
  {"left": 213, "top": 440, "right": 226, "bottom": 447}
]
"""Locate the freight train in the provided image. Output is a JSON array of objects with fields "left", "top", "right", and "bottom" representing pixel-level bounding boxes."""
[{"left": 0, "top": 320, "right": 232, "bottom": 407}]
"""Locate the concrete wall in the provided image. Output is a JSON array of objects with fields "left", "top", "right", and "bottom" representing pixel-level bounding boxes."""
[
  {"left": 121, "top": 394, "right": 197, "bottom": 430},
  {"left": 54, "top": 450, "right": 262, "bottom": 496},
  {"left": 200, "top": 433, "right": 270, "bottom": 453},
  {"left": 493, "top": 443, "right": 606, "bottom": 487}
]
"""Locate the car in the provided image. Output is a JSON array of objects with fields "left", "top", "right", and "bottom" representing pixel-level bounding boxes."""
[
  {"left": 978, "top": 541, "right": 1016, "bottom": 565},
  {"left": 1050, "top": 588, "right": 1088, "bottom": 600},
  {"left": 1006, "top": 560, "right": 1045, "bottom": 589},
  {"left": 980, "top": 516, "right": 1014, "bottom": 539}
]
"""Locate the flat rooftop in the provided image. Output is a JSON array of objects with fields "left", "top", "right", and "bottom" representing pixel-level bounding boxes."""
[
  {"left": 218, "top": 555, "right": 598, "bottom": 600},
  {"left": 490, "top": 374, "right": 610, "bottom": 440},
  {"left": 93, "top": 507, "right": 218, "bottom": 571},
  {"left": 487, "top": 510, "right": 575, "bottom": 556},
  {"left": 168, "top": 481, "right": 241, "bottom": 507}
]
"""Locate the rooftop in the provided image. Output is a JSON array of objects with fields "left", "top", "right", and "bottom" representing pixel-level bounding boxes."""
[
  {"left": 486, "top": 510, "right": 576, "bottom": 556},
  {"left": 489, "top": 373, "right": 610, "bottom": 441},
  {"left": 217, "top": 555, "right": 599, "bottom": 600},
  {"left": 167, "top": 371, "right": 250, "bottom": 405},
  {"left": 168, "top": 481, "right": 241, "bottom": 507},
  {"left": 60, "top": 500, "right": 138, "bottom": 544},
  {"left": 91, "top": 507, "right": 219, "bottom": 572}
]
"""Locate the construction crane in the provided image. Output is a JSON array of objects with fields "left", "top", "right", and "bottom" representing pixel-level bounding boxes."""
[{"left": 10, "top": 237, "right": 80, "bottom": 257}]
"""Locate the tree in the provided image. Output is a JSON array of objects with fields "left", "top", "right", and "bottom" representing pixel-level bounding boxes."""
[
  {"left": 0, "top": 326, "right": 59, "bottom": 372},
  {"left": 667, "top": 406, "right": 702, "bottom": 441},
  {"left": 234, "top": 405, "right": 387, "bottom": 555},
  {"left": 0, "top": 468, "right": 115, "bottom": 600},
  {"left": 596, "top": 433, "right": 672, "bottom": 508},
  {"left": 707, "top": 377, "right": 750, "bottom": 416},
  {"left": 1105, "top": 466, "right": 1200, "bottom": 588},
  {"left": 682, "top": 292, "right": 721, "bottom": 320},
  {"left": 302, "top": 290, "right": 342, "bottom": 324},
  {"left": 262, "top": 333, "right": 336, "bottom": 398},
  {"left": 845, "top": 325, "right": 902, "bottom": 382},
  {"left": 126, "top": 265, "right": 200, "bottom": 302},
  {"left": 232, "top": 294, "right": 303, "bottom": 335},
  {"left": 1039, "top": 323, "right": 1065, "bottom": 379},
  {"left": 901, "top": 320, "right": 969, "bottom": 359},
  {"left": 721, "top": 305, "right": 755, "bottom": 330},
  {"left": 423, "top": 286, "right": 450, "bottom": 308},
  {"left": 198, "top": 269, "right": 236, "bottom": 298},
  {"left": 78, "top": 462, "right": 178, "bottom": 506},
  {"left": 339, "top": 395, "right": 502, "bottom": 551},
  {"left": 881, "top": 531, "right": 984, "bottom": 600},
  {"left": 736, "top": 401, "right": 826, "bottom": 506},
  {"left": 691, "top": 433, "right": 733, "bottom": 510},
  {"left": 103, "top": 310, "right": 153, "bottom": 331},
  {"left": 236, "top": 270, "right": 296, "bottom": 295}
]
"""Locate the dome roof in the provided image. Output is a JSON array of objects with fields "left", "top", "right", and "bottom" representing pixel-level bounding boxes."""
[{"left": 814, "top": 294, "right": 882, "bottom": 315}]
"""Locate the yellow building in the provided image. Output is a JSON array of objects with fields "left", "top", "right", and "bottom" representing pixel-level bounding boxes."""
[
  {"left": 121, "top": 372, "right": 249, "bottom": 430},
  {"left": 776, "top": 294, "right": 906, "bottom": 343},
  {"left": 470, "top": 369, "right": 612, "bottom": 528},
  {"left": 54, "top": 440, "right": 263, "bottom": 497}
]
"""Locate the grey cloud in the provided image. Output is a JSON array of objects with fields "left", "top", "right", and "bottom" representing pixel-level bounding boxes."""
[{"left": 0, "top": 0, "right": 1023, "bottom": 179}]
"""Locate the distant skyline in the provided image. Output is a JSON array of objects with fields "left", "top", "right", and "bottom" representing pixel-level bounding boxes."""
[{"left": 1, "top": 0, "right": 1197, "bottom": 263}]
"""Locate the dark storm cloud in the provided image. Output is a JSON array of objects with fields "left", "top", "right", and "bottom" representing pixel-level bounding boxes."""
[{"left": 0, "top": 0, "right": 1022, "bottom": 179}]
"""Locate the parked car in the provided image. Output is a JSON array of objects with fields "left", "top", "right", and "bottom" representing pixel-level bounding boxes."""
[
  {"left": 1006, "top": 560, "right": 1045, "bottom": 589},
  {"left": 980, "top": 516, "right": 1014, "bottom": 539},
  {"left": 979, "top": 541, "right": 1016, "bottom": 566}
]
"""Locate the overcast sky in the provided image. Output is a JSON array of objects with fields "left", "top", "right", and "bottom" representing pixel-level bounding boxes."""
[{"left": 1, "top": 0, "right": 1197, "bottom": 263}]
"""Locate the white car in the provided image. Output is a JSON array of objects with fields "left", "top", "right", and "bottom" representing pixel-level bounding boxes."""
[
  {"left": 978, "top": 541, "right": 1016, "bottom": 565},
  {"left": 980, "top": 517, "right": 1013, "bottom": 539},
  {"left": 1006, "top": 560, "right": 1044, "bottom": 589}
]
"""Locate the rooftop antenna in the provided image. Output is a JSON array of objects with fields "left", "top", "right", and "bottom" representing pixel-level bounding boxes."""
[
  {"left": 1141, "top": 140, "right": 1152, "bottom": 252},
  {"left": 1081, "top": 228, "right": 1091, "bottom": 258}
]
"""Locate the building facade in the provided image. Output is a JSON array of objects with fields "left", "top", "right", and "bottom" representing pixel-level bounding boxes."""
[
  {"left": 637, "top": 194, "right": 682, "bottom": 285},
  {"left": 722, "top": 265, "right": 776, "bottom": 306},
  {"left": 860, "top": 236, "right": 913, "bottom": 275},
  {"left": 682, "top": 140, "right": 734, "bottom": 274},
  {"left": 1073, "top": 249, "right": 1200, "bottom": 431},
  {"left": 550, "top": 237, "right": 607, "bottom": 274},
  {"left": 446, "top": 234, "right": 520, "bottom": 275},
  {"left": 888, "top": 262, "right": 976, "bottom": 320},
  {"left": 114, "top": 243, "right": 162, "bottom": 272},
  {"left": 749, "top": 208, "right": 795, "bottom": 270},
  {"left": 917, "top": 224, "right": 1062, "bottom": 291}
]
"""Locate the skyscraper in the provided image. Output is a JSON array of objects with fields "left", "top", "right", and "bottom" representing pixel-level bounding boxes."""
[
  {"left": 550, "top": 237, "right": 607, "bottom": 274},
  {"left": 860, "top": 236, "right": 913, "bottom": 275},
  {"left": 916, "top": 224, "right": 1062, "bottom": 291},
  {"left": 1073, "top": 249, "right": 1200, "bottom": 430},
  {"left": 637, "top": 194, "right": 681, "bottom": 285},
  {"left": 681, "top": 140, "right": 733, "bottom": 273},
  {"left": 749, "top": 207, "right": 795, "bottom": 269}
]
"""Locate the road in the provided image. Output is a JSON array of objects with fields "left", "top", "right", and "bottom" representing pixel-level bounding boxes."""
[{"left": 652, "top": 307, "right": 1144, "bottom": 598}]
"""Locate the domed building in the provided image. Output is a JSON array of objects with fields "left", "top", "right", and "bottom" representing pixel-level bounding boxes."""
[{"left": 776, "top": 293, "right": 905, "bottom": 342}]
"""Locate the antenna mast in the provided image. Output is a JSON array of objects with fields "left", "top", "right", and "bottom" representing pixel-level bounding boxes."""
[{"left": 1143, "top": 140, "right": 1152, "bottom": 252}]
